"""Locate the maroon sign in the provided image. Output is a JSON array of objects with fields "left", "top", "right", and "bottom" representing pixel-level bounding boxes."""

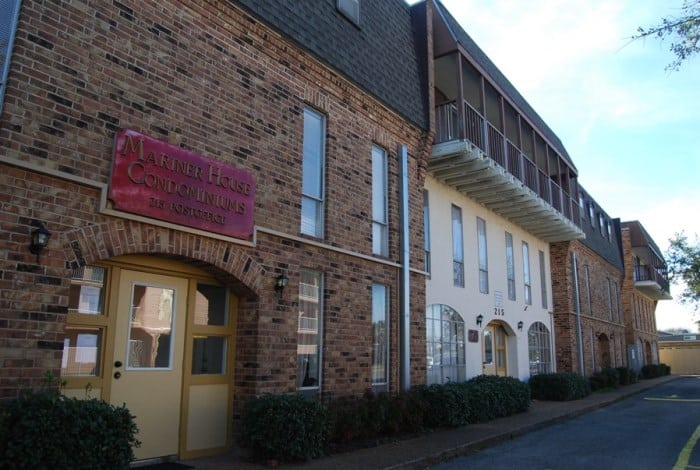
[{"left": 109, "top": 129, "right": 255, "bottom": 239}]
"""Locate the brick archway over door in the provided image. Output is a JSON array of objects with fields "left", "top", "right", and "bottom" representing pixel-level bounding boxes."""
[{"left": 62, "top": 220, "right": 265, "bottom": 295}]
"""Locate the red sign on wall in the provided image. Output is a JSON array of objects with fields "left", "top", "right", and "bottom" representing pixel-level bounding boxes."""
[{"left": 109, "top": 129, "right": 255, "bottom": 240}]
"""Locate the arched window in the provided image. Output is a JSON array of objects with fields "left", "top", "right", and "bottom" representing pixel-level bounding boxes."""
[
  {"left": 528, "top": 322, "right": 552, "bottom": 375},
  {"left": 426, "top": 304, "right": 466, "bottom": 384}
]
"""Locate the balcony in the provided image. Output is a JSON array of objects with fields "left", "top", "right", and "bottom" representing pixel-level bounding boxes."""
[
  {"left": 633, "top": 264, "right": 672, "bottom": 300},
  {"left": 431, "top": 101, "right": 584, "bottom": 242},
  {"left": 623, "top": 220, "right": 672, "bottom": 301}
]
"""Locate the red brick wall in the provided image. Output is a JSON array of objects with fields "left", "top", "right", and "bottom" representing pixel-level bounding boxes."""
[
  {"left": 0, "top": 0, "right": 428, "bottom": 401},
  {"left": 550, "top": 240, "right": 626, "bottom": 375}
]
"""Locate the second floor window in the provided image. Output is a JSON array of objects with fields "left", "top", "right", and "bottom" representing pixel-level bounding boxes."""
[
  {"left": 477, "top": 217, "right": 488, "bottom": 294},
  {"left": 301, "top": 108, "right": 326, "bottom": 238},
  {"left": 522, "top": 242, "right": 531, "bottom": 305},
  {"left": 452, "top": 205, "right": 464, "bottom": 287},
  {"left": 372, "top": 145, "right": 388, "bottom": 256},
  {"left": 505, "top": 232, "right": 515, "bottom": 301}
]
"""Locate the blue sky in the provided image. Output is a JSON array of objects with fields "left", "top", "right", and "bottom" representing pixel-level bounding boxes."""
[{"left": 410, "top": 0, "right": 700, "bottom": 331}]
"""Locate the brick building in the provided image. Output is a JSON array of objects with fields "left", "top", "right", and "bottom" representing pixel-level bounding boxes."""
[
  {"left": 0, "top": 0, "right": 430, "bottom": 460},
  {"left": 550, "top": 188, "right": 626, "bottom": 375}
]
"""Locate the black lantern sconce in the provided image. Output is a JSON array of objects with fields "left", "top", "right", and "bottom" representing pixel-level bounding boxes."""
[
  {"left": 29, "top": 224, "right": 51, "bottom": 263},
  {"left": 274, "top": 273, "right": 289, "bottom": 294},
  {"left": 517, "top": 321, "right": 524, "bottom": 331},
  {"left": 476, "top": 314, "right": 483, "bottom": 327}
]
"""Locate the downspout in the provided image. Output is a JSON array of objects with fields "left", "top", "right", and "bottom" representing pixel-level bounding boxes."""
[
  {"left": 572, "top": 252, "right": 585, "bottom": 375},
  {"left": 399, "top": 144, "right": 411, "bottom": 392}
]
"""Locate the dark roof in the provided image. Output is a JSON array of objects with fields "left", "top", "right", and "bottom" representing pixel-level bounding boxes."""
[
  {"left": 579, "top": 186, "right": 624, "bottom": 271},
  {"left": 431, "top": 0, "right": 576, "bottom": 171},
  {"left": 233, "top": 0, "right": 428, "bottom": 130}
]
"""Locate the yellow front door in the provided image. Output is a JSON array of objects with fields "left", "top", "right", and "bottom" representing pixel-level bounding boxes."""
[
  {"left": 110, "top": 269, "right": 189, "bottom": 460},
  {"left": 482, "top": 323, "right": 507, "bottom": 376}
]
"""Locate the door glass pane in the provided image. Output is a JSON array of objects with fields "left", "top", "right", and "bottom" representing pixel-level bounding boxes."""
[
  {"left": 192, "top": 336, "right": 226, "bottom": 374},
  {"left": 68, "top": 266, "right": 106, "bottom": 315},
  {"left": 483, "top": 330, "right": 493, "bottom": 363},
  {"left": 128, "top": 284, "right": 175, "bottom": 369},
  {"left": 194, "top": 284, "right": 228, "bottom": 326},
  {"left": 61, "top": 327, "right": 102, "bottom": 377}
]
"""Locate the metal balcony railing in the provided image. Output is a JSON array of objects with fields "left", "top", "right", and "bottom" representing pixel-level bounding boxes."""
[
  {"left": 634, "top": 264, "right": 670, "bottom": 294},
  {"left": 435, "top": 100, "right": 580, "bottom": 226}
]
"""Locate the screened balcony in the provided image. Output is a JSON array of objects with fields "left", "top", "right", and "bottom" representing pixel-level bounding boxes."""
[
  {"left": 429, "top": 52, "right": 584, "bottom": 242},
  {"left": 624, "top": 221, "right": 672, "bottom": 301}
]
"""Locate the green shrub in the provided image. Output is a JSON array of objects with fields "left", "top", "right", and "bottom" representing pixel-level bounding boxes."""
[
  {"left": 0, "top": 390, "right": 139, "bottom": 469},
  {"left": 529, "top": 372, "right": 591, "bottom": 401},
  {"left": 589, "top": 367, "right": 620, "bottom": 391},
  {"left": 616, "top": 367, "right": 637, "bottom": 385},
  {"left": 464, "top": 375, "right": 530, "bottom": 422},
  {"left": 326, "top": 396, "right": 367, "bottom": 444},
  {"left": 239, "top": 393, "right": 328, "bottom": 462},
  {"left": 641, "top": 363, "right": 671, "bottom": 379}
]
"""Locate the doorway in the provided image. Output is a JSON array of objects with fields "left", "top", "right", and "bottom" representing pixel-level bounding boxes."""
[
  {"left": 60, "top": 257, "right": 237, "bottom": 461},
  {"left": 482, "top": 323, "right": 507, "bottom": 376}
]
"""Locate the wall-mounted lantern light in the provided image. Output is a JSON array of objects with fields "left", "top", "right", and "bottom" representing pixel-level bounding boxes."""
[
  {"left": 274, "top": 273, "right": 289, "bottom": 294},
  {"left": 476, "top": 314, "right": 483, "bottom": 327},
  {"left": 517, "top": 321, "right": 524, "bottom": 331},
  {"left": 29, "top": 224, "right": 51, "bottom": 263}
]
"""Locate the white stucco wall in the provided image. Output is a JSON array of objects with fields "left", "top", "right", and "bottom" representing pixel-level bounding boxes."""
[{"left": 424, "top": 175, "right": 555, "bottom": 382}]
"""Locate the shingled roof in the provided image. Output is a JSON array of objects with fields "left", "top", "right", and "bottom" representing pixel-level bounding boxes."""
[
  {"left": 233, "top": 0, "right": 429, "bottom": 130},
  {"left": 431, "top": 0, "right": 576, "bottom": 171}
]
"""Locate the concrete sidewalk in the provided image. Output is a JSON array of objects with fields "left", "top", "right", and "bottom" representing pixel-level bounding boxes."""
[{"left": 183, "top": 375, "right": 679, "bottom": 470}]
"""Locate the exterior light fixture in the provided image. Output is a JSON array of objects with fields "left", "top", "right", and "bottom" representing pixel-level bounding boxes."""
[
  {"left": 29, "top": 224, "right": 51, "bottom": 262},
  {"left": 274, "top": 273, "right": 289, "bottom": 294},
  {"left": 517, "top": 321, "right": 524, "bottom": 331},
  {"left": 476, "top": 314, "right": 483, "bottom": 327}
]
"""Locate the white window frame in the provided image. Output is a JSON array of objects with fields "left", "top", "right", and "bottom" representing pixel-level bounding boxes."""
[
  {"left": 522, "top": 241, "right": 531, "bottom": 305},
  {"left": 538, "top": 250, "right": 547, "bottom": 309},
  {"left": 505, "top": 232, "right": 516, "bottom": 301},
  {"left": 528, "top": 322, "right": 552, "bottom": 375},
  {"left": 477, "top": 217, "right": 488, "bottom": 294},
  {"left": 372, "top": 145, "right": 388, "bottom": 256},
  {"left": 452, "top": 205, "right": 464, "bottom": 287},
  {"left": 0, "top": 0, "right": 22, "bottom": 116},
  {"left": 301, "top": 108, "right": 326, "bottom": 238},
  {"left": 371, "top": 284, "right": 389, "bottom": 388},
  {"left": 426, "top": 304, "right": 466, "bottom": 385},
  {"left": 297, "top": 269, "right": 324, "bottom": 393}
]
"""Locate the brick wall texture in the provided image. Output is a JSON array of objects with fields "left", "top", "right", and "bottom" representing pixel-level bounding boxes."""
[{"left": 0, "top": 0, "right": 429, "bottom": 404}]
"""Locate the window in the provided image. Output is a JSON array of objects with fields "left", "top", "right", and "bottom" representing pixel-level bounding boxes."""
[
  {"left": 426, "top": 304, "right": 465, "bottom": 385},
  {"left": 538, "top": 250, "right": 547, "bottom": 309},
  {"left": 607, "top": 278, "right": 614, "bottom": 321},
  {"left": 607, "top": 221, "right": 612, "bottom": 241},
  {"left": 584, "top": 265, "right": 592, "bottom": 315},
  {"left": 297, "top": 269, "right": 323, "bottom": 391},
  {"left": 528, "top": 322, "right": 552, "bottom": 375},
  {"left": 301, "top": 108, "right": 326, "bottom": 237},
  {"left": 522, "top": 242, "right": 531, "bottom": 305},
  {"left": 423, "top": 191, "right": 431, "bottom": 275},
  {"left": 372, "top": 145, "right": 388, "bottom": 256},
  {"left": 371, "top": 284, "right": 389, "bottom": 387},
  {"left": 599, "top": 213, "right": 606, "bottom": 236},
  {"left": 0, "top": 0, "right": 21, "bottom": 116},
  {"left": 61, "top": 266, "right": 108, "bottom": 378},
  {"left": 588, "top": 203, "right": 595, "bottom": 227},
  {"left": 477, "top": 217, "right": 488, "bottom": 293},
  {"left": 452, "top": 205, "right": 464, "bottom": 287},
  {"left": 191, "top": 283, "right": 230, "bottom": 375},
  {"left": 505, "top": 232, "right": 515, "bottom": 300},
  {"left": 337, "top": 0, "right": 360, "bottom": 25}
]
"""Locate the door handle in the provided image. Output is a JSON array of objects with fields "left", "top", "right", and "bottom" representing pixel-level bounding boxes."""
[
  {"left": 113, "top": 371, "right": 122, "bottom": 379},
  {"left": 114, "top": 361, "right": 123, "bottom": 368}
]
